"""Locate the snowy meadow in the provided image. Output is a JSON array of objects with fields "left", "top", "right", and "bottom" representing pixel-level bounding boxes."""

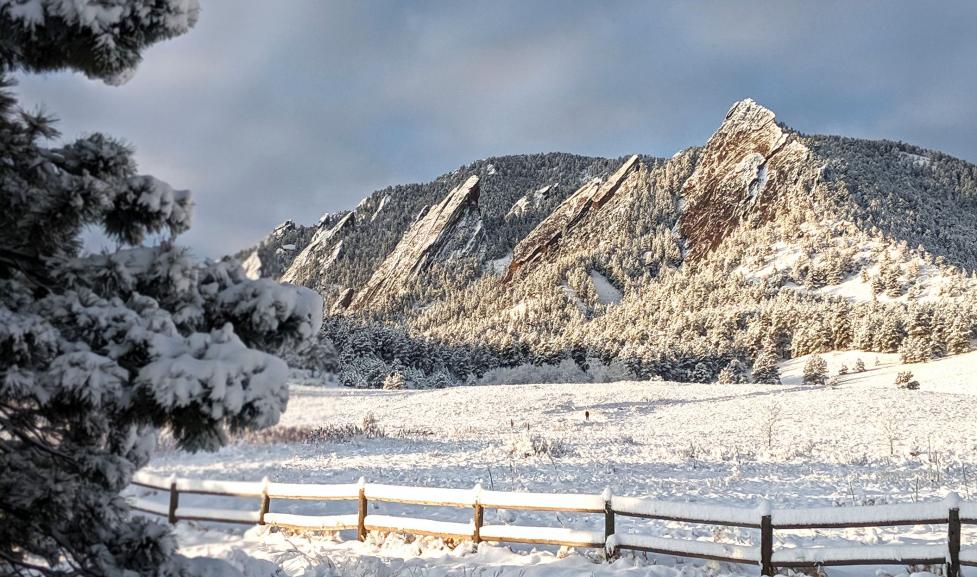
[{"left": 131, "top": 351, "right": 977, "bottom": 577}]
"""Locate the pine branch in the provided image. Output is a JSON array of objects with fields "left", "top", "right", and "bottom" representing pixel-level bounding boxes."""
[{"left": 0, "top": 246, "right": 53, "bottom": 292}]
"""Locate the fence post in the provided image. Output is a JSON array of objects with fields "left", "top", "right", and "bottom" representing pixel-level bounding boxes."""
[
  {"left": 760, "top": 514, "right": 774, "bottom": 576},
  {"left": 603, "top": 487, "right": 616, "bottom": 560},
  {"left": 948, "top": 507, "right": 961, "bottom": 577},
  {"left": 357, "top": 477, "right": 367, "bottom": 542},
  {"left": 167, "top": 475, "right": 179, "bottom": 525},
  {"left": 472, "top": 483, "right": 484, "bottom": 545},
  {"left": 258, "top": 476, "right": 270, "bottom": 526}
]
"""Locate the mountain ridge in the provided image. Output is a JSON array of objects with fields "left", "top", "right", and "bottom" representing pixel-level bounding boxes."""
[{"left": 237, "top": 99, "right": 977, "bottom": 388}]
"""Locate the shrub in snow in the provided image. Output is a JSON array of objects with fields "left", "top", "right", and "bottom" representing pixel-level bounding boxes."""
[
  {"left": 507, "top": 430, "right": 571, "bottom": 459},
  {"left": 0, "top": 12, "right": 322, "bottom": 577},
  {"left": 361, "top": 412, "right": 385, "bottom": 437},
  {"left": 802, "top": 355, "right": 829, "bottom": 386},
  {"left": 383, "top": 371, "right": 407, "bottom": 390},
  {"left": 895, "top": 371, "right": 920, "bottom": 390},
  {"left": 761, "top": 403, "right": 782, "bottom": 450},
  {"left": 232, "top": 421, "right": 387, "bottom": 445},
  {"left": 838, "top": 363, "right": 848, "bottom": 375},
  {"left": 853, "top": 358, "right": 867, "bottom": 373}
]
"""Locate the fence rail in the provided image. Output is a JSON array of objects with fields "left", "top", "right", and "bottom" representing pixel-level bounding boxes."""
[{"left": 128, "top": 472, "right": 974, "bottom": 576}]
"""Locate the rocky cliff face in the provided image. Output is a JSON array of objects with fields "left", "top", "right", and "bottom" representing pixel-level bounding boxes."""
[
  {"left": 506, "top": 184, "right": 558, "bottom": 219},
  {"left": 281, "top": 211, "right": 356, "bottom": 286},
  {"left": 237, "top": 219, "right": 317, "bottom": 280},
  {"left": 678, "top": 99, "right": 817, "bottom": 261},
  {"left": 345, "top": 175, "right": 486, "bottom": 312},
  {"left": 503, "top": 155, "right": 640, "bottom": 281}
]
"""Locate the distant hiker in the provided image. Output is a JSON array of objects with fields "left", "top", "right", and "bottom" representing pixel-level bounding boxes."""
[{"left": 585, "top": 410, "right": 590, "bottom": 421}]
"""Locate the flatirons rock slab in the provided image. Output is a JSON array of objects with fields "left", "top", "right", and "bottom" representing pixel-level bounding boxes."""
[
  {"left": 503, "top": 155, "right": 640, "bottom": 282},
  {"left": 347, "top": 175, "right": 485, "bottom": 311},
  {"left": 281, "top": 211, "right": 356, "bottom": 286},
  {"left": 238, "top": 219, "right": 317, "bottom": 280},
  {"left": 678, "top": 99, "right": 815, "bottom": 260},
  {"left": 331, "top": 287, "right": 355, "bottom": 313}
]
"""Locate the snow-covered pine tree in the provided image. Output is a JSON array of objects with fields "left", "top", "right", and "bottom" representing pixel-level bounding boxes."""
[
  {"left": 0, "top": 0, "right": 200, "bottom": 84},
  {"left": 278, "top": 334, "right": 340, "bottom": 377},
  {"left": 853, "top": 304, "right": 881, "bottom": 350},
  {"left": 880, "top": 259, "right": 903, "bottom": 297},
  {"left": 899, "top": 305, "right": 934, "bottom": 363},
  {"left": 830, "top": 304, "right": 852, "bottom": 350},
  {"left": 752, "top": 347, "right": 782, "bottom": 384},
  {"left": 717, "top": 358, "right": 749, "bottom": 384},
  {"left": 876, "top": 313, "right": 904, "bottom": 353},
  {"left": 946, "top": 316, "right": 973, "bottom": 355},
  {"left": 0, "top": 5, "right": 322, "bottom": 576},
  {"left": 802, "top": 355, "right": 829, "bottom": 386},
  {"left": 690, "top": 360, "right": 715, "bottom": 383}
]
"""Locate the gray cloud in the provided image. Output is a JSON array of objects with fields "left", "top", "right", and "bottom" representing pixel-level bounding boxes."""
[{"left": 15, "top": 0, "right": 977, "bottom": 256}]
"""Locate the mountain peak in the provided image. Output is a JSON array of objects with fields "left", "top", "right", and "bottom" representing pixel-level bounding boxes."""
[
  {"left": 678, "top": 99, "right": 810, "bottom": 260},
  {"left": 725, "top": 98, "right": 775, "bottom": 121},
  {"left": 711, "top": 99, "right": 787, "bottom": 145}
]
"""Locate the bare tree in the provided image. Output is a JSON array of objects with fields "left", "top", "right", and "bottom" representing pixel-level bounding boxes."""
[{"left": 761, "top": 403, "right": 783, "bottom": 450}]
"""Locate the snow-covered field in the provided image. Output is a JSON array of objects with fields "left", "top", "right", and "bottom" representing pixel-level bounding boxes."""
[{"left": 132, "top": 351, "right": 977, "bottom": 576}]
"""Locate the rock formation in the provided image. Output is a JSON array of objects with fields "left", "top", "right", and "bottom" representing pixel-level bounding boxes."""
[
  {"left": 331, "top": 287, "right": 354, "bottom": 313},
  {"left": 503, "top": 155, "right": 640, "bottom": 282},
  {"left": 506, "top": 184, "right": 558, "bottom": 219},
  {"left": 347, "top": 175, "right": 485, "bottom": 311},
  {"left": 678, "top": 99, "right": 815, "bottom": 260},
  {"left": 281, "top": 211, "right": 355, "bottom": 286},
  {"left": 237, "top": 219, "right": 317, "bottom": 280}
]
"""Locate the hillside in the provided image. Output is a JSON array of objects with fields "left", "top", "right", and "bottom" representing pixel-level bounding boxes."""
[{"left": 237, "top": 99, "right": 977, "bottom": 388}]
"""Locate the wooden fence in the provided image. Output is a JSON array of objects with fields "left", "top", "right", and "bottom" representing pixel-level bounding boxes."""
[{"left": 129, "top": 472, "right": 977, "bottom": 576}]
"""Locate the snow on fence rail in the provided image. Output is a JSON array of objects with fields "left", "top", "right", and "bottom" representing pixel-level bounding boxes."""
[{"left": 128, "top": 472, "right": 973, "bottom": 576}]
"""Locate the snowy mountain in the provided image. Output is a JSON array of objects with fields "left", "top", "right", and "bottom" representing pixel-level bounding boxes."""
[{"left": 236, "top": 99, "right": 977, "bottom": 387}]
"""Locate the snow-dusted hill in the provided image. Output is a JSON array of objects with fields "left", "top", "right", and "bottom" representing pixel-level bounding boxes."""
[
  {"left": 135, "top": 361, "right": 977, "bottom": 576},
  {"left": 780, "top": 349, "right": 977, "bottom": 394}
]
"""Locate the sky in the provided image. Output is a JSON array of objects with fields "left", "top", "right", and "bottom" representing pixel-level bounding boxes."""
[{"left": 15, "top": 0, "right": 977, "bottom": 257}]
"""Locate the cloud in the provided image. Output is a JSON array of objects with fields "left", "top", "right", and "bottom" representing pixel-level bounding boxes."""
[{"left": 14, "top": 0, "right": 977, "bottom": 257}]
